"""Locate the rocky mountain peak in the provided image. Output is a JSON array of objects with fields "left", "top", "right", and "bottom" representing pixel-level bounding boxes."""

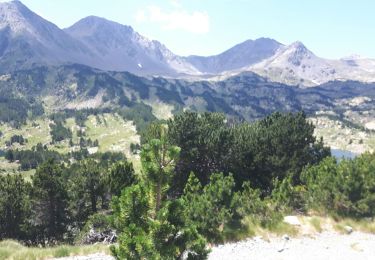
[
  {"left": 65, "top": 16, "right": 134, "bottom": 38},
  {"left": 186, "top": 37, "right": 282, "bottom": 73},
  {"left": 284, "top": 41, "right": 314, "bottom": 66},
  {"left": 0, "top": 0, "right": 35, "bottom": 32},
  {"left": 289, "top": 41, "right": 307, "bottom": 50}
]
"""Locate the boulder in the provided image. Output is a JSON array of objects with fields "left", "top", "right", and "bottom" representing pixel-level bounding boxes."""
[
  {"left": 344, "top": 225, "right": 353, "bottom": 234},
  {"left": 284, "top": 216, "right": 301, "bottom": 226}
]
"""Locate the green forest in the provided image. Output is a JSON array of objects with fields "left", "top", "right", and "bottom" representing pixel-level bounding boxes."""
[{"left": 0, "top": 111, "right": 375, "bottom": 259}]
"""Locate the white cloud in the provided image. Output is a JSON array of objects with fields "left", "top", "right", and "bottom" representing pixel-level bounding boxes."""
[{"left": 135, "top": 5, "right": 210, "bottom": 34}]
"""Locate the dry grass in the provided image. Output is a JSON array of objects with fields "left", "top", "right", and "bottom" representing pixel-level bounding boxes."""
[
  {"left": 0, "top": 240, "right": 110, "bottom": 260},
  {"left": 266, "top": 221, "right": 299, "bottom": 236},
  {"left": 334, "top": 218, "right": 375, "bottom": 234},
  {"left": 236, "top": 214, "right": 375, "bottom": 243},
  {"left": 225, "top": 215, "right": 299, "bottom": 242},
  {"left": 309, "top": 217, "right": 323, "bottom": 233},
  {"left": 0, "top": 118, "right": 52, "bottom": 151}
]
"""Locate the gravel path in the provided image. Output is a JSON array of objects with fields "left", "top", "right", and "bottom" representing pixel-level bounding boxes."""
[
  {"left": 208, "top": 231, "right": 375, "bottom": 260},
  {"left": 54, "top": 232, "right": 375, "bottom": 260}
]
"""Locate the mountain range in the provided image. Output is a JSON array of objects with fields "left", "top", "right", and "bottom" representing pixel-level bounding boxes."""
[
  {"left": 1, "top": 0, "right": 375, "bottom": 86},
  {"left": 2, "top": 64, "right": 375, "bottom": 122}
]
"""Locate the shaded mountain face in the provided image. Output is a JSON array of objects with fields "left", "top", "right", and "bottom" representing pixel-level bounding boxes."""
[
  {"left": 186, "top": 38, "right": 282, "bottom": 74},
  {"left": 2, "top": 64, "right": 374, "bottom": 123}
]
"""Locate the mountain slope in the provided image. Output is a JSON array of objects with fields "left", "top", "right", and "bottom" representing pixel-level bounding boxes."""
[
  {"left": 64, "top": 16, "right": 200, "bottom": 76},
  {"left": 186, "top": 38, "right": 282, "bottom": 74},
  {"left": 246, "top": 42, "right": 375, "bottom": 86},
  {"left": 0, "top": 1, "right": 199, "bottom": 76},
  {"left": 0, "top": 0, "right": 94, "bottom": 71}
]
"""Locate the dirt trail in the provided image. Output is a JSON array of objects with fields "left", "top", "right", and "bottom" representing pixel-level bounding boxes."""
[
  {"left": 55, "top": 216, "right": 375, "bottom": 260},
  {"left": 209, "top": 231, "right": 375, "bottom": 260}
]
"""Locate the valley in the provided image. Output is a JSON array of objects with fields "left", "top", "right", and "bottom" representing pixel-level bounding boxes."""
[{"left": 0, "top": 63, "right": 374, "bottom": 181}]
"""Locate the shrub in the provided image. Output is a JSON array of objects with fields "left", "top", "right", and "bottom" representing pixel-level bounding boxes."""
[
  {"left": 302, "top": 153, "right": 375, "bottom": 218},
  {"left": 182, "top": 173, "right": 236, "bottom": 243},
  {"left": 271, "top": 174, "right": 307, "bottom": 213},
  {"left": 233, "top": 182, "right": 283, "bottom": 229},
  {"left": 75, "top": 213, "right": 114, "bottom": 245}
]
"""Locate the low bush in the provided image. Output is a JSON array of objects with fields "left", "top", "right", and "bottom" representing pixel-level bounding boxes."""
[
  {"left": 302, "top": 153, "right": 375, "bottom": 218},
  {"left": 234, "top": 182, "right": 283, "bottom": 229}
]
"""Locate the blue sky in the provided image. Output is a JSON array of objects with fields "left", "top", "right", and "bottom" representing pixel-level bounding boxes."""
[{"left": 16, "top": 0, "right": 375, "bottom": 58}]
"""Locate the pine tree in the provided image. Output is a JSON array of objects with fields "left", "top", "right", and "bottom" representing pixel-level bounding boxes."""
[
  {"left": 31, "top": 160, "right": 69, "bottom": 240},
  {"left": 108, "top": 161, "right": 137, "bottom": 197},
  {"left": 141, "top": 125, "right": 180, "bottom": 214},
  {"left": 167, "top": 112, "right": 233, "bottom": 193},
  {"left": 0, "top": 174, "right": 31, "bottom": 239},
  {"left": 112, "top": 128, "right": 209, "bottom": 259},
  {"left": 69, "top": 159, "right": 105, "bottom": 224},
  {"left": 111, "top": 184, "right": 156, "bottom": 259}
]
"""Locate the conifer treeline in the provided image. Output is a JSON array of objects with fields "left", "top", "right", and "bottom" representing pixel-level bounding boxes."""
[{"left": 1, "top": 111, "right": 374, "bottom": 259}]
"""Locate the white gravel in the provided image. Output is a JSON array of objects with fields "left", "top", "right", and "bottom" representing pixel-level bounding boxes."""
[{"left": 208, "top": 231, "right": 375, "bottom": 260}]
